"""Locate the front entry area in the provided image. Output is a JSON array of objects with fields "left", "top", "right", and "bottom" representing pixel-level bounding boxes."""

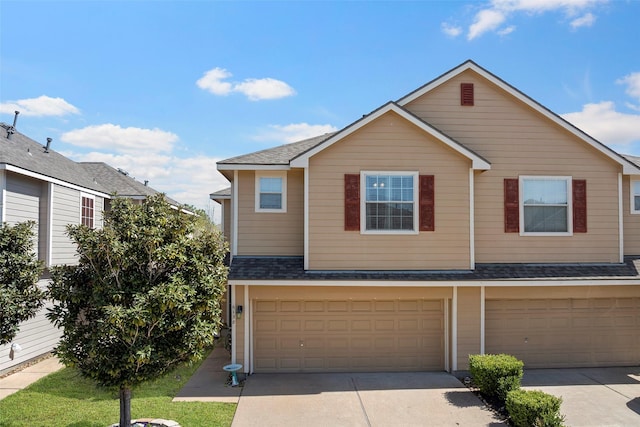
[{"left": 252, "top": 297, "right": 445, "bottom": 372}]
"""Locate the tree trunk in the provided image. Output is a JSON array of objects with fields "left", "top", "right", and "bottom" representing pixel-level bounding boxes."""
[{"left": 119, "top": 386, "right": 132, "bottom": 427}]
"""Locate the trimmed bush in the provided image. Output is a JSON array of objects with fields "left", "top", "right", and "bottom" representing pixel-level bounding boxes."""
[
  {"left": 506, "top": 389, "right": 565, "bottom": 427},
  {"left": 469, "top": 354, "right": 524, "bottom": 403}
]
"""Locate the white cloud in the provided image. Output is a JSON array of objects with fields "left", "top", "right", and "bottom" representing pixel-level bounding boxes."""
[
  {"left": 196, "top": 67, "right": 233, "bottom": 96},
  {"left": 570, "top": 12, "right": 596, "bottom": 28},
  {"left": 0, "top": 95, "right": 80, "bottom": 117},
  {"left": 497, "top": 25, "right": 516, "bottom": 36},
  {"left": 465, "top": 0, "right": 607, "bottom": 40},
  {"left": 468, "top": 9, "right": 506, "bottom": 40},
  {"left": 441, "top": 23, "right": 463, "bottom": 37},
  {"left": 61, "top": 124, "right": 178, "bottom": 154},
  {"left": 197, "top": 67, "right": 296, "bottom": 101},
  {"left": 562, "top": 101, "right": 640, "bottom": 146},
  {"left": 617, "top": 72, "right": 640, "bottom": 101},
  {"left": 253, "top": 122, "right": 338, "bottom": 144}
]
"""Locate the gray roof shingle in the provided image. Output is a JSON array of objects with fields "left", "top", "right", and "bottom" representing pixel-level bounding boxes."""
[
  {"left": 0, "top": 123, "right": 109, "bottom": 193},
  {"left": 218, "top": 133, "right": 335, "bottom": 165},
  {"left": 229, "top": 256, "right": 640, "bottom": 282}
]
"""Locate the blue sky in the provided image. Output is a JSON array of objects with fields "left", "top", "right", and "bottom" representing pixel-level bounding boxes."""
[{"left": 2, "top": 0, "right": 640, "bottom": 222}]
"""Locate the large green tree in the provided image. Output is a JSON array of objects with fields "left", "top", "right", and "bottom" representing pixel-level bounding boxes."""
[
  {"left": 0, "top": 221, "right": 44, "bottom": 346},
  {"left": 47, "top": 195, "right": 228, "bottom": 427}
]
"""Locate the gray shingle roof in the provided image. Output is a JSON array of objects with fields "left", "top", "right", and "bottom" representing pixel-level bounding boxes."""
[
  {"left": 229, "top": 256, "right": 640, "bottom": 282},
  {"left": 0, "top": 123, "right": 109, "bottom": 194},
  {"left": 209, "top": 187, "right": 231, "bottom": 199},
  {"left": 78, "top": 162, "right": 179, "bottom": 205},
  {"left": 218, "top": 133, "right": 335, "bottom": 165}
]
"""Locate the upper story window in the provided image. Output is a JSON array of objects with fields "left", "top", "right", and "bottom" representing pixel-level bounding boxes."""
[
  {"left": 81, "top": 194, "right": 95, "bottom": 228},
  {"left": 361, "top": 172, "right": 419, "bottom": 234},
  {"left": 255, "top": 171, "right": 287, "bottom": 213},
  {"left": 631, "top": 181, "right": 640, "bottom": 214},
  {"left": 520, "top": 176, "right": 572, "bottom": 235}
]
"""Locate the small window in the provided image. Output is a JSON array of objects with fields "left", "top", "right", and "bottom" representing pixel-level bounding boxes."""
[
  {"left": 631, "top": 181, "right": 640, "bottom": 214},
  {"left": 255, "top": 172, "right": 287, "bottom": 213},
  {"left": 520, "top": 176, "right": 571, "bottom": 235},
  {"left": 361, "top": 171, "right": 418, "bottom": 234},
  {"left": 81, "top": 195, "right": 95, "bottom": 228}
]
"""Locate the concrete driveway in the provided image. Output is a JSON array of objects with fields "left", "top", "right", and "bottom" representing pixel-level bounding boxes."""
[
  {"left": 231, "top": 371, "right": 506, "bottom": 427},
  {"left": 522, "top": 367, "right": 640, "bottom": 427}
]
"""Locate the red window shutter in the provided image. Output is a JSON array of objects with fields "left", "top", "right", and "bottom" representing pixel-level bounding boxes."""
[
  {"left": 573, "top": 179, "right": 587, "bottom": 233},
  {"left": 504, "top": 178, "right": 519, "bottom": 233},
  {"left": 419, "top": 175, "right": 435, "bottom": 231},
  {"left": 344, "top": 174, "right": 360, "bottom": 231},
  {"left": 461, "top": 83, "right": 474, "bottom": 106}
]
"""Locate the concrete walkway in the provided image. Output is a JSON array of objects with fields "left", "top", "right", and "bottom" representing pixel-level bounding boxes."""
[
  {"left": 173, "top": 344, "right": 242, "bottom": 403},
  {"left": 232, "top": 372, "right": 506, "bottom": 427},
  {"left": 0, "top": 356, "right": 64, "bottom": 400},
  {"left": 522, "top": 367, "right": 640, "bottom": 427}
]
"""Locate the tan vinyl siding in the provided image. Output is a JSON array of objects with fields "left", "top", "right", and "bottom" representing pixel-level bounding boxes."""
[
  {"left": 0, "top": 280, "right": 63, "bottom": 372},
  {"left": 237, "top": 170, "right": 303, "bottom": 256},
  {"left": 233, "top": 285, "right": 246, "bottom": 367},
  {"left": 405, "top": 70, "right": 621, "bottom": 263},
  {"left": 51, "top": 184, "right": 80, "bottom": 265},
  {"left": 222, "top": 199, "right": 231, "bottom": 243},
  {"left": 456, "top": 287, "right": 481, "bottom": 370},
  {"left": 308, "top": 110, "right": 471, "bottom": 270},
  {"left": 623, "top": 176, "right": 640, "bottom": 255}
]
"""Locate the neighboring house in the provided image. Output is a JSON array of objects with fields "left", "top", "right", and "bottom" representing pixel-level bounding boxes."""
[
  {"left": 0, "top": 124, "right": 175, "bottom": 372},
  {"left": 78, "top": 162, "right": 181, "bottom": 208},
  {"left": 213, "top": 60, "right": 640, "bottom": 375}
]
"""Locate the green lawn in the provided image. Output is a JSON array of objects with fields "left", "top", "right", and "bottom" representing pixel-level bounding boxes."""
[{"left": 0, "top": 354, "right": 236, "bottom": 427}]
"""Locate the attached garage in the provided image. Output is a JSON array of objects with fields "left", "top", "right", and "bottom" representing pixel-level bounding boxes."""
[
  {"left": 486, "top": 298, "right": 640, "bottom": 368},
  {"left": 253, "top": 298, "right": 445, "bottom": 372}
]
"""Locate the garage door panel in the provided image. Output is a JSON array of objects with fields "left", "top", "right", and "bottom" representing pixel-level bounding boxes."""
[
  {"left": 254, "top": 298, "right": 444, "bottom": 372},
  {"left": 487, "top": 297, "right": 640, "bottom": 368}
]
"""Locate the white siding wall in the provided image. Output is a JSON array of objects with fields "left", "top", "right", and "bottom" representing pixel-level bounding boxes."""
[
  {"left": 50, "top": 184, "right": 80, "bottom": 265},
  {"left": 0, "top": 280, "right": 62, "bottom": 373}
]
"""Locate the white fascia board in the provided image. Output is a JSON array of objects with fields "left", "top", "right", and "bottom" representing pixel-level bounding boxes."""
[
  {"left": 217, "top": 164, "right": 290, "bottom": 171},
  {"left": 290, "top": 102, "right": 491, "bottom": 170},
  {"left": 1, "top": 164, "right": 111, "bottom": 198},
  {"left": 229, "top": 279, "right": 640, "bottom": 287},
  {"left": 398, "top": 61, "right": 640, "bottom": 175}
]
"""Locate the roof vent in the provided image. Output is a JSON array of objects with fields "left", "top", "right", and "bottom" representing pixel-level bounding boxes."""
[
  {"left": 117, "top": 168, "right": 129, "bottom": 176},
  {"left": 44, "top": 137, "right": 52, "bottom": 153},
  {"left": 460, "top": 83, "right": 474, "bottom": 106},
  {"left": 144, "top": 180, "right": 149, "bottom": 186},
  {"left": 6, "top": 111, "right": 19, "bottom": 139}
]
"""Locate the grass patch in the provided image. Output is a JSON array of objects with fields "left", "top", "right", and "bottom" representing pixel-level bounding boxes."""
[{"left": 0, "top": 352, "right": 236, "bottom": 427}]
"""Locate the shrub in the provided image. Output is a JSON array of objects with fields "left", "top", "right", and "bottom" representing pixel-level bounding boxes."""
[
  {"left": 469, "top": 354, "right": 524, "bottom": 403},
  {"left": 506, "top": 389, "right": 565, "bottom": 427}
]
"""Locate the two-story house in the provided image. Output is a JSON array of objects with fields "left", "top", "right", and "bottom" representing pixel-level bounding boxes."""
[
  {"left": 213, "top": 60, "right": 640, "bottom": 374},
  {"left": 0, "top": 122, "right": 178, "bottom": 372}
]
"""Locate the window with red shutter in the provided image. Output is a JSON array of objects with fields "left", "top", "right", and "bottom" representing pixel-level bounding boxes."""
[
  {"left": 419, "top": 175, "right": 435, "bottom": 231},
  {"left": 504, "top": 178, "right": 519, "bottom": 233},
  {"left": 461, "top": 83, "right": 474, "bottom": 106},
  {"left": 344, "top": 174, "right": 360, "bottom": 231},
  {"left": 573, "top": 179, "right": 587, "bottom": 233}
]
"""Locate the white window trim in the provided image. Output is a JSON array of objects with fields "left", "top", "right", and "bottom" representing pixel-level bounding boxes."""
[
  {"left": 630, "top": 179, "right": 640, "bottom": 214},
  {"left": 519, "top": 175, "right": 573, "bottom": 236},
  {"left": 360, "top": 171, "right": 419, "bottom": 235},
  {"left": 255, "top": 171, "right": 287, "bottom": 213},
  {"left": 80, "top": 192, "right": 96, "bottom": 227}
]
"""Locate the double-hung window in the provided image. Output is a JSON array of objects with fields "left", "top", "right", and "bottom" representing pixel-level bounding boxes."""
[
  {"left": 362, "top": 171, "right": 418, "bottom": 234},
  {"left": 631, "top": 181, "right": 640, "bottom": 214},
  {"left": 255, "top": 172, "right": 287, "bottom": 213},
  {"left": 81, "top": 194, "right": 95, "bottom": 228},
  {"left": 520, "top": 176, "right": 571, "bottom": 235}
]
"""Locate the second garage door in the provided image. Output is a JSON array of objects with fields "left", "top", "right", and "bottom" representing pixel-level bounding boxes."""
[
  {"left": 253, "top": 298, "right": 444, "bottom": 372},
  {"left": 486, "top": 298, "right": 640, "bottom": 368}
]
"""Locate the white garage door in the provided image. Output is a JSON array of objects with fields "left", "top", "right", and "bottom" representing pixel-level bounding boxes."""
[
  {"left": 253, "top": 298, "right": 444, "bottom": 372},
  {"left": 486, "top": 298, "right": 640, "bottom": 368}
]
